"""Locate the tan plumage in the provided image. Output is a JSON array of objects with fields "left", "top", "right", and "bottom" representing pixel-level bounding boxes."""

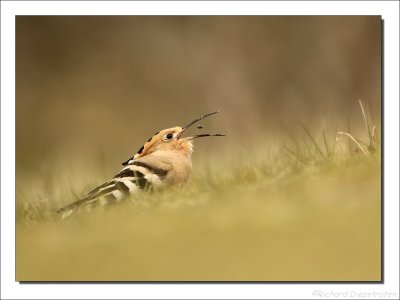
[{"left": 57, "top": 111, "right": 224, "bottom": 218}]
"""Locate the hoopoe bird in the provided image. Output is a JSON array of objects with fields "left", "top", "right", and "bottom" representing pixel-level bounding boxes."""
[{"left": 57, "top": 111, "right": 225, "bottom": 218}]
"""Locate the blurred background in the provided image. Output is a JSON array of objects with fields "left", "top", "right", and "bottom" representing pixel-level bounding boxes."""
[
  {"left": 17, "top": 16, "right": 381, "bottom": 176},
  {"left": 16, "top": 16, "right": 381, "bottom": 281}
]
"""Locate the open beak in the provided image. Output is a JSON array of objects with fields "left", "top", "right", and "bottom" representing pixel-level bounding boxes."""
[{"left": 176, "top": 111, "right": 226, "bottom": 140}]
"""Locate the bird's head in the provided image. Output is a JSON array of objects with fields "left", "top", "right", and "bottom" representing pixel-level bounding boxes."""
[{"left": 122, "top": 111, "right": 225, "bottom": 165}]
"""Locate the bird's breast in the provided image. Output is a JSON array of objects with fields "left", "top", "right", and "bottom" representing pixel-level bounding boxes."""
[{"left": 159, "top": 151, "right": 192, "bottom": 186}]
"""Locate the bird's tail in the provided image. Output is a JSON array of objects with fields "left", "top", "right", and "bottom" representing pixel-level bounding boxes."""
[{"left": 57, "top": 161, "right": 164, "bottom": 218}]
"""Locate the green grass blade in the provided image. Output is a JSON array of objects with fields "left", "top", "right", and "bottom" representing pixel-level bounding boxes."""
[
  {"left": 301, "top": 123, "right": 325, "bottom": 157},
  {"left": 322, "top": 129, "right": 331, "bottom": 157}
]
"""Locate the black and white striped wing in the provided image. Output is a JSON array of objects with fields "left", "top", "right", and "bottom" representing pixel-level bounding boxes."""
[{"left": 57, "top": 161, "right": 167, "bottom": 218}]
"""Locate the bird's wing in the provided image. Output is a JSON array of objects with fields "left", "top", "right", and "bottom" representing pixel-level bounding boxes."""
[{"left": 57, "top": 159, "right": 171, "bottom": 218}]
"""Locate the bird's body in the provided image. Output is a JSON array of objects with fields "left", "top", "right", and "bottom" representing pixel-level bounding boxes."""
[{"left": 57, "top": 112, "right": 224, "bottom": 218}]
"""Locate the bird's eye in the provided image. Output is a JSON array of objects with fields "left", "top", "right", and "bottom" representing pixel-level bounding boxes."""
[{"left": 166, "top": 133, "right": 173, "bottom": 139}]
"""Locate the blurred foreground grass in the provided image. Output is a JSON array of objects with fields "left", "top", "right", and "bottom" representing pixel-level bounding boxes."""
[{"left": 16, "top": 110, "right": 381, "bottom": 281}]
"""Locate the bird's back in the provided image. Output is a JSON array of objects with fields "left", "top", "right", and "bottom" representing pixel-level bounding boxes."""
[{"left": 57, "top": 150, "right": 191, "bottom": 218}]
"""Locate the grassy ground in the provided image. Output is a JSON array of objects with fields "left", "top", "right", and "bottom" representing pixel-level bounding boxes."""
[{"left": 16, "top": 104, "right": 381, "bottom": 281}]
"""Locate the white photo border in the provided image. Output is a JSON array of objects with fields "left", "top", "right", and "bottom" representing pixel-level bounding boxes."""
[{"left": 1, "top": 1, "right": 399, "bottom": 299}]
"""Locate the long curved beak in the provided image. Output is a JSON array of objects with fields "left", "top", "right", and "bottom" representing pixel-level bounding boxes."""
[
  {"left": 176, "top": 111, "right": 225, "bottom": 140},
  {"left": 181, "top": 133, "right": 226, "bottom": 141}
]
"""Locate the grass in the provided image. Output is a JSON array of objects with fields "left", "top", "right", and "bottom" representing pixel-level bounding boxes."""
[{"left": 16, "top": 103, "right": 381, "bottom": 281}]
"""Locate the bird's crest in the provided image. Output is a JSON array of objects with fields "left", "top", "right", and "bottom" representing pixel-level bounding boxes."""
[{"left": 122, "top": 111, "right": 224, "bottom": 166}]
